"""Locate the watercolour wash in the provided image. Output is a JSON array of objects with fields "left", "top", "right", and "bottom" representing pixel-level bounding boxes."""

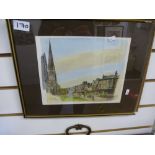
[{"left": 35, "top": 36, "right": 131, "bottom": 105}]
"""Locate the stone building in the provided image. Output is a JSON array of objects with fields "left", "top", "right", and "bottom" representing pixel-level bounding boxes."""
[
  {"left": 41, "top": 53, "right": 48, "bottom": 89},
  {"left": 71, "top": 71, "right": 119, "bottom": 99},
  {"left": 47, "top": 41, "right": 60, "bottom": 95},
  {"left": 41, "top": 41, "right": 60, "bottom": 95}
]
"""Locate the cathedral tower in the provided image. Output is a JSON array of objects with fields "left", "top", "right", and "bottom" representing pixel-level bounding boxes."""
[
  {"left": 41, "top": 53, "right": 48, "bottom": 89},
  {"left": 47, "top": 41, "right": 59, "bottom": 95}
]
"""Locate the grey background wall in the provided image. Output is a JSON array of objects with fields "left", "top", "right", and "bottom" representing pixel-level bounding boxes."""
[{"left": 0, "top": 19, "right": 155, "bottom": 135}]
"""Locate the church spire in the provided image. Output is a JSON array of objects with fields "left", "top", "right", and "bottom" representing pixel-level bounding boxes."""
[
  {"left": 48, "top": 41, "right": 55, "bottom": 71},
  {"left": 47, "top": 40, "right": 59, "bottom": 95}
]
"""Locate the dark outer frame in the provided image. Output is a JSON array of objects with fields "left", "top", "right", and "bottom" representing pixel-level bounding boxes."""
[{"left": 7, "top": 19, "right": 155, "bottom": 118}]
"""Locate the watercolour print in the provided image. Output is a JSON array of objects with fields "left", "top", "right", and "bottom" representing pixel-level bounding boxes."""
[{"left": 35, "top": 36, "right": 131, "bottom": 105}]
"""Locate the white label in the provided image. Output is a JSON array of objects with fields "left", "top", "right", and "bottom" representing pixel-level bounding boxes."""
[
  {"left": 108, "top": 36, "right": 116, "bottom": 42},
  {"left": 125, "top": 89, "right": 130, "bottom": 95},
  {"left": 13, "top": 20, "right": 30, "bottom": 32}
]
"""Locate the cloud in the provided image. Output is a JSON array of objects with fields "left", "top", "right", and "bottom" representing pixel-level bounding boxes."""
[{"left": 54, "top": 48, "right": 126, "bottom": 74}]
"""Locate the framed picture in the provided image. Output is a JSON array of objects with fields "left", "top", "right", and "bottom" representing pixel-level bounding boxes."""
[
  {"left": 7, "top": 20, "right": 154, "bottom": 118},
  {"left": 95, "top": 25, "right": 123, "bottom": 37},
  {"left": 105, "top": 26, "right": 123, "bottom": 37}
]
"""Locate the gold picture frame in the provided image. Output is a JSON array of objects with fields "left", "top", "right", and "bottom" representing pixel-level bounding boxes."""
[{"left": 7, "top": 19, "right": 155, "bottom": 118}]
